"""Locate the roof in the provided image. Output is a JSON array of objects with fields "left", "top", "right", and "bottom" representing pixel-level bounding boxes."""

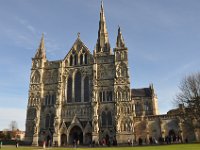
[{"left": 131, "top": 88, "right": 152, "bottom": 98}]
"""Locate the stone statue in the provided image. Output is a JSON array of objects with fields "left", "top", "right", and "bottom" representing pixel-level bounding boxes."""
[{"left": 33, "top": 118, "right": 38, "bottom": 135}]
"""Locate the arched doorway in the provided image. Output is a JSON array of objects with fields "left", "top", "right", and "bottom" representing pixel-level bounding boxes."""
[
  {"left": 168, "top": 129, "right": 176, "bottom": 142},
  {"left": 69, "top": 126, "right": 83, "bottom": 144},
  {"left": 61, "top": 134, "right": 67, "bottom": 146}
]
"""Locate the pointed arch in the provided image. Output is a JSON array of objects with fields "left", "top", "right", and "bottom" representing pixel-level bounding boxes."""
[
  {"left": 107, "top": 111, "right": 112, "bottom": 126},
  {"left": 85, "top": 53, "right": 88, "bottom": 64},
  {"left": 70, "top": 55, "right": 73, "bottom": 66},
  {"left": 45, "top": 114, "right": 50, "bottom": 128},
  {"left": 84, "top": 76, "right": 90, "bottom": 102},
  {"left": 67, "top": 76, "right": 72, "bottom": 102},
  {"left": 101, "top": 111, "right": 106, "bottom": 127},
  {"left": 74, "top": 54, "right": 77, "bottom": 65},
  {"left": 75, "top": 71, "right": 81, "bottom": 102},
  {"left": 99, "top": 91, "right": 102, "bottom": 102},
  {"left": 80, "top": 54, "right": 83, "bottom": 65}
]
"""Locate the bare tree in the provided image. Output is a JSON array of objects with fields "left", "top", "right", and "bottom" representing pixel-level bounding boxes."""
[
  {"left": 9, "top": 120, "right": 18, "bottom": 131},
  {"left": 175, "top": 72, "right": 200, "bottom": 128}
]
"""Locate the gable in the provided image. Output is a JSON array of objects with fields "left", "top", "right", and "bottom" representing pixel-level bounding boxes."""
[{"left": 63, "top": 37, "right": 93, "bottom": 66}]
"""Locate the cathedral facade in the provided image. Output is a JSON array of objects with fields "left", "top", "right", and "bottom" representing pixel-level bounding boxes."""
[{"left": 25, "top": 3, "right": 199, "bottom": 146}]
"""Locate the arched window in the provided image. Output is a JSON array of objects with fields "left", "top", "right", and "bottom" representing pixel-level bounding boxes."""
[
  {"left": 67, "top": 77, "right": 72, "bottom": 102},
  {"left": 135, "top": 102, "right": 141, "bottom": 111},
  {"left": 84, "top": 76, "right": 89, "bottom": 102},
  {"left": 74, "top": 54, "right": 77, "bottom": 65},
  {"left": 52, "top": 94, "right": 56, "bottom": 105},
  {"left": 107, "top": 91, "right": 112, "bottom": 101},
  {"left": 70, "top": 55, "right": 73, "bottom": 66},
  {"left": 99, "top": 92, "right": 102, "bottom": 102},
  {"left": 45, "top": 95, "right": 48, "bottom": 105},
  {"left": 103, "top": 91, "right": 106, "bottom": 101},
  {"left": 75, "top": 71, "right": 81, "bottom": 102},
  {"left": 85, "top": 53, "right": 88, "bottom": 64},
  {"left": 45, "top": 114, "right": 50, "bottom": 128},
  {"left": 80, "top": 54, "right": 83, "bottom": 65},
  {"left": 107, "top": 111, "right": 112, "bottom": 126},
  {"left": 124, "top": 51, "right": 127, "bottom": 60},
  {"left": 50, "top": 114, "right": 54, "bottom": 128},
  {"left": 101, "top": 111, "right": 112, "bottom": 127},
  {"left": 48, "top": 94, "right": 51, "bottom": 105},
  {"left": 101, "top": 111, "right": 106, "bottom": 127}
]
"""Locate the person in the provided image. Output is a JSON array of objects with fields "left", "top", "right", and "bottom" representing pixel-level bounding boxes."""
[
  {"left": 43, "top": 141, "right": 46, "bottom": 149},
  {"left": 77, "top": 139, "right": 80, "bottom": 147},
  {"left": 73, "top": 139, "right": 77, "bottom": 148},
  {"left": 128, "top": 138, "right": 130, "bottom": 146},
  {"left": 16, "top": 141, "right": 19, "bottom": 148},
  {"left": 0, "top": 140, "right": 2, "bottom": 149}
]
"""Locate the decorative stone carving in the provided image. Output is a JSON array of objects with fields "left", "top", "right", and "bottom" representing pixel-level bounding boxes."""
[
  {"left": 27, "top": 108, "right": 36, "bottom": 119},
  {"left": 33, "top": 118, "right": 38, "bottom": 135},
  {"left": 31, "top": 70, "right": 40, "bottom": 83},
  {"left": 54, "top": 119, "right": 59, "bottom": 134}
]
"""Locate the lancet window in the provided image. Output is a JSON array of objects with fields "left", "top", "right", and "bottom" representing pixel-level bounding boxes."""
[
  {"left": 75, "top": 71, "right": 81, "bottom": 102},
  {"left": 67, "top": 77, "right": 72, "bottom": 102},
  {"left": 84, "top": 76, "right": 89, "bottom": 102},
  {"left": 79, "top": 50, "right": 88, "bottom": 65},
  {"left": 45, "top": 93, "right": 56, "bottom": 106},
  {"left": 101, "top": 111, "right": 112, "bottom": 127},
  {"left": 45, "top": 113, "right": 54, "bottom": 129},
  {"left": 99, "top": 90, "right": 113, "bottom": 102}
]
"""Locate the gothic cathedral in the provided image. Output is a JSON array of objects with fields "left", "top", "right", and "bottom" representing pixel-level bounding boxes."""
[{"left": 25, "top": 2, "right": 199, "bottom": 146}]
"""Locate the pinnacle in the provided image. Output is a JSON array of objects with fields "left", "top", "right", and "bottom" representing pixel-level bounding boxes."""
[
  {"left": 34, "top": 33, "right": 46, "bottom": 59},
  {"left": 116, "top": 26, "right": 125, "bottom": 48}
]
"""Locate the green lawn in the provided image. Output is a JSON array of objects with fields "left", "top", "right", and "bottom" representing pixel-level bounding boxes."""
[{"left": 1, "top": 144, "right": 200, "bottom": 150}]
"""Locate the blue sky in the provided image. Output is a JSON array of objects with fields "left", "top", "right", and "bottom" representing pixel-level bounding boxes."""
[{"left": 0, "top": 0, "right": 200, "bottom": 131}]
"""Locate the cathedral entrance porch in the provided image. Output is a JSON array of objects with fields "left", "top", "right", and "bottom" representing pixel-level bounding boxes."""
[{"left": 68, "top": 126, "right": 83, "bottom": 145}]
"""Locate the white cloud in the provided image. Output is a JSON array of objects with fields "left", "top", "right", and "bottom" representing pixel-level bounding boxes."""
[{"left": 0, "top": 108, "right": 26, "bottom": 131}]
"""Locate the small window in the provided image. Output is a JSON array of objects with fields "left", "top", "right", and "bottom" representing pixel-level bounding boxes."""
[
  {"left": 80, "top": 54, "right": 83, "bottom": 65},
  {"left": 103, "top": 91, "right": 106, "bottom": 101},
  {"left": 74, "top": 54, "right": 77, "bottom": 65},
  {"left": 85, "top": 53, "right": 88, "bottom": 64},
  {"left": 70, "top": 55, "right": 73, "bottom": 66},
  {"left": 99, "top": 92, "right": 102, "bottom": 102}
]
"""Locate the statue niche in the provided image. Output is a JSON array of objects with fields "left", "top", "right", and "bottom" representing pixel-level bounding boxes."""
[
  {"left": 116, "top": 63, "right": 128, "bottom": 78},
  {"left": 31, "top": 70, "right": 40, "bottom": 83}
]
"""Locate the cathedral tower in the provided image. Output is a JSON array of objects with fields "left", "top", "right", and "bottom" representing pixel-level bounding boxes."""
[
  {"left": 114, "top": 27, "right": 134, "bottom": 141},
  {"left": 25, "top": 34, "right": 46, "bottom": 146},
  {"left": 92, "top": 1, "right": 116, "bottom": 142}
]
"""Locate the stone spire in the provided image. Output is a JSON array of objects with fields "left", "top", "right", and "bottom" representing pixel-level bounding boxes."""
[
  {"left": 116, "top": 26, "right": 125, "bottom": 48},
  {"left": 34, "top": 33, "right": 46, "bottom": 59},
  {"left": 95, "top": 1, "right": 111, "bottom": 53}
]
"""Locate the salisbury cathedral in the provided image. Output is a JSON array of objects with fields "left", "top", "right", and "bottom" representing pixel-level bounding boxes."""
[{"left": 25, "top": 2, "right": 200, "bottom": 146}]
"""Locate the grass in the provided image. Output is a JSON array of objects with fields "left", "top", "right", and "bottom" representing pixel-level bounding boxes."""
[{"left": 1, "top": 144, "right": 200, "bottom": 150}]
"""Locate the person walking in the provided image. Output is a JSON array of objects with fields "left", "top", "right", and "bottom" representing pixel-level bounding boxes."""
[{"left": 16, "top": 141, "right": 19, "bottom": 148}]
